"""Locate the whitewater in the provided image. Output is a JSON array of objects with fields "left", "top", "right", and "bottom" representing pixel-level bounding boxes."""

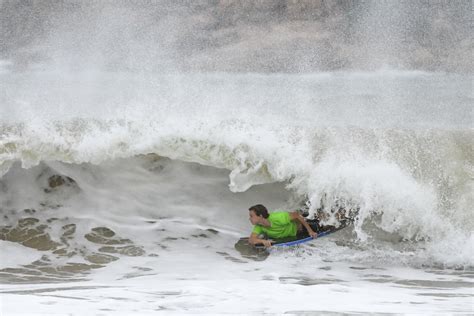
[
  {"left": 0, "top": 68, "right": 472, "bottom": 314},
  {"left": 1, "top": 2, "right": 474, "bottom": 315}
]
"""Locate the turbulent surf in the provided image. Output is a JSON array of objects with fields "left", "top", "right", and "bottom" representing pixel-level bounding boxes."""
[{"left": 0, "top": 1, "right": 472, "bottom": 314}]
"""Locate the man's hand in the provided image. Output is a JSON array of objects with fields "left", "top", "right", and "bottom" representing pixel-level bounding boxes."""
[
  {"left": 309, "top": 230, "right": 318, "bottom": 239},
  {"left": 249, "top": 233, "right": 273, "bottom": 248}
]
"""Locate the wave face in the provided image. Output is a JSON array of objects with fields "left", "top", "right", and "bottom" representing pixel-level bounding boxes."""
[{"left": 1, "top": 70, "right": 473, "bottom": 268}]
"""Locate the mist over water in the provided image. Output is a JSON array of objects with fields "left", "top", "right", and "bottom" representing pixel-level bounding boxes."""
[
  {"left": 0, "top": 1, "right": 473, "bottom": 314},
  {"left": 1, "top": 0, "right": 472, "bottom": 72}
]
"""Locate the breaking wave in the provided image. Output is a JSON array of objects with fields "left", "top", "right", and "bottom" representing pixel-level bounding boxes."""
[{"left": 1, "top": 71, "right": 473, "bottom": 269}]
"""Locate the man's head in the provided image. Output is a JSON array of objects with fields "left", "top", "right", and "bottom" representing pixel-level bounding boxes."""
[{"left": 248, "top": 204, "right": 269, "bottom": 225}]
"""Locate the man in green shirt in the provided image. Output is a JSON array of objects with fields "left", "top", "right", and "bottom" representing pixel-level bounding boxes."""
[{"left": 248, "top": 204, "right": 318, "bottom": 247}]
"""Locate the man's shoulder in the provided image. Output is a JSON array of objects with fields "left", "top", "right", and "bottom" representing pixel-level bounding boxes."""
[
  {"left": 269, "top": 211, "right": 290, "bottom": 221},
  {"left": 270, "top": 210, "right": 289, "bottom": 216}
]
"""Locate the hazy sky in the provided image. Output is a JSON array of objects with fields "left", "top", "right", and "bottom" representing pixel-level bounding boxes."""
[{"left": 1, "top": 0, "right": 471, "bottom": 72}]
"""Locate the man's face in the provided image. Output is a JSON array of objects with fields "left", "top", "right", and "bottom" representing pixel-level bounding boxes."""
[{"left": 249, "top": 210, "right": 260, "bottom": 225}]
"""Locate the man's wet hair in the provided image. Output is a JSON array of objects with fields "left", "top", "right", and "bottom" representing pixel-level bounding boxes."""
[{"left": 249, "top": 204, "right": 269, "bottom": 218}]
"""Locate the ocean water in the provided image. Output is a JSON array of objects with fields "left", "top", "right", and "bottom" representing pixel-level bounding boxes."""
[{"left": 0, "top": 69, "right": 473, "bottom": 314}]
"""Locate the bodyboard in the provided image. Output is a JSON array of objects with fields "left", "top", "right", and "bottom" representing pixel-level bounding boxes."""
[{"left": 236, "top": 219, "right": 350, "bottom": 250}]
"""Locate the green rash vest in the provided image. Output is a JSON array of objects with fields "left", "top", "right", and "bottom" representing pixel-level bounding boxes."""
[{"left": 252, "top": 211, "right": 297, "bottom": 239}]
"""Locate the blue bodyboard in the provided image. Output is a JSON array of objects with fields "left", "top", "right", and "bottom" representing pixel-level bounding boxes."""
[{"left": 238, "top": 219, "right": 350, "bottom": 250}]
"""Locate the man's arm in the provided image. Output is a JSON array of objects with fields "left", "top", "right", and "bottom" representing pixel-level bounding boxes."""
[
  {"left": 249, "top": 232, "right": 272, "bottom": 247},
  {"left": 290, "top": 211, "right": 318, "bottom": 238}
]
